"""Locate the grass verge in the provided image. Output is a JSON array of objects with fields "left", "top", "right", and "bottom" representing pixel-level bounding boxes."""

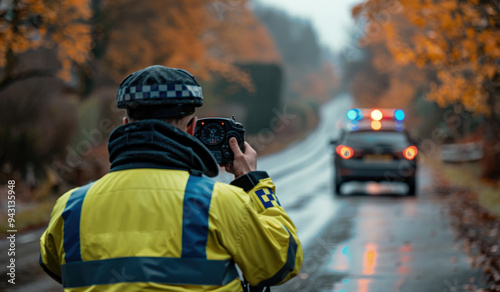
[
  {"left": 424, "top": 155, "right": 500, "bottom": 217},
  {"left": 0, "top": 199, "right": 56, "bottom": 237}
]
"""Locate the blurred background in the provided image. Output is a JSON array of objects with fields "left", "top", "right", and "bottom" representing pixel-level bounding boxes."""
[{"left": 0, "top": 0, "right": 500, "bottom": 290}]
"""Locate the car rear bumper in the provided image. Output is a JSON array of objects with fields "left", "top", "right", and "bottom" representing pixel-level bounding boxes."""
[{"left": 335, "top": 159, "right": 416, "bottom": 182}]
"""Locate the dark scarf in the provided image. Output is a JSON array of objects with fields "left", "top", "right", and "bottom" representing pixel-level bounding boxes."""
[{"left": 108, "top": 120, "right": 218, "bottom": 177}]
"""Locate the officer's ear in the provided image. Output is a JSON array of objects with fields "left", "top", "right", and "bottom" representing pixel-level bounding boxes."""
[
  {"left": 186, "top": 116, "right": 197, "bottom": 136},
  {"left": 123, "top": 117, "right": 129, "bottom": 125}
]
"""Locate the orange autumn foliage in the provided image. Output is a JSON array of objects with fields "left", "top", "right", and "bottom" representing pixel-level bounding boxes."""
[
  {"left": 353, "top": 0, "right": 500, "bottom": 115},
  {"left": 348, "top": 6, "right": 426, "bottom": 110},
  {"left": 0, "top": 0, "right": 92, "bottom": 80},
  {"left": 1, "top": 0, "right": 280, "bottom": 91},
  {"left": 98, "top": 0, "right": 280, "bottom": 91},
  {"left": 207, "top": 3, "right": 281, "bottom": 64}
]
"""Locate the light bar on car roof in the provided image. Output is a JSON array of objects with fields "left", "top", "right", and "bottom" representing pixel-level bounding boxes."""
[{"left": 346, "top": 108, "right": 405, "bottom": 122}]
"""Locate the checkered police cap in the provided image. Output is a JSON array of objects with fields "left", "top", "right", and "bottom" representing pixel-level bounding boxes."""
[{"left": 117, "top": 65, "right": 203, "bottom": 119}]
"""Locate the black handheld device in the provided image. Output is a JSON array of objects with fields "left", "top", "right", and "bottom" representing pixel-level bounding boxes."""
[{"left": 194, "top": 116, "right": 245, "bottom": 165}]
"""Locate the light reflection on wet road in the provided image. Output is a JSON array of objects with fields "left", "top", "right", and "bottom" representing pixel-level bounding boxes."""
[{"left": 272, "top": 167, "right": 486, "bottom": 292}]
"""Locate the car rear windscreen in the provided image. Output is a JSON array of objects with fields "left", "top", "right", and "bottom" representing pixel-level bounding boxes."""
[{"left": 345, "top": 131, "right": 410, "bottom": 148}]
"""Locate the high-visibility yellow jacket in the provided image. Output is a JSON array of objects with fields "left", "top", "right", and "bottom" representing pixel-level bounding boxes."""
[{"left": 40, "top": 120, "right": 303, "bottom": 291}]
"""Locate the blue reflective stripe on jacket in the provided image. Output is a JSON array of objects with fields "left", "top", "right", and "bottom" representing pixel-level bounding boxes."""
[
  {"left": 62, "top": 182, "right": 94, "bottom": 263},
  {"left": 61, "top": 257, "right": 238, "bottom": 288}
]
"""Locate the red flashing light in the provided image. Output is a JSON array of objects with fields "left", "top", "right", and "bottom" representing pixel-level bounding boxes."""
[
  {"left": 403, "top": 146, "right": 418, "bottom": 160},
  {"left": 336, "top": 145, "right": 354, "bottom": 159}
]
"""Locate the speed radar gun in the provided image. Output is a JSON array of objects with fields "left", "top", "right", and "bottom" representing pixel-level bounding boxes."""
[{"left": 194, "top": 116, "right": 245, "bottom": 165}]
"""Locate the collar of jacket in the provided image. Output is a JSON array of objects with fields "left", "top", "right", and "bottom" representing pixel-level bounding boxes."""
[{"left": 107, "top": 119, "right": 219, "bottom": 177}]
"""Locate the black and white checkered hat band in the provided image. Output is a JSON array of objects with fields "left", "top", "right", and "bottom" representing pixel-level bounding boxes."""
[{"left": 117, "top": 84, "right": 203, "bottom": 102}]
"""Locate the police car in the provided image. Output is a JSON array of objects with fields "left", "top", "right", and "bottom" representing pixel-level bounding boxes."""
[{"left": 331, "top": 109, "right": 418, "bottom": 196}]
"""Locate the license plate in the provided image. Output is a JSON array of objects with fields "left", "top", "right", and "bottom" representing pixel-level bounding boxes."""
[{"left": 364, "top": 154, "right": 392, "bottom": 163}]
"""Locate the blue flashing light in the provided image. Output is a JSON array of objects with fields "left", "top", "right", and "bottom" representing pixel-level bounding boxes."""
[
  {"left": 347, "top": 109, "right": 358, "bottom": 121},
  {"left": 347, "top": 109, "right": 363, "bottom": 121},
  {"left": 394, "top": 109, "right": 405, "bottom": 121}
]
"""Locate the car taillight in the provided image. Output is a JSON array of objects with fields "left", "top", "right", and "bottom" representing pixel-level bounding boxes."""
[
  {"left": 403, "top": 146, "right": 418, "bottom": 160},
  {"left": 336, "top": 145, "right": 354, "bottom": 159}
]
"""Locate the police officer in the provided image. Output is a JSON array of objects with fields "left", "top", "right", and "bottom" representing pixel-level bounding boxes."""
[{"left": 40, "top": 65, "right": 303, "bottom": 291}]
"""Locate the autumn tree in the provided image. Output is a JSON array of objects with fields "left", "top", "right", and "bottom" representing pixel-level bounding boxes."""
[
  {"left": 353, "top": 0, "right": 500, "bottom": 115},
  {"left": 354, "top": 0, "right": 500, "bottom": 178},
  {"left": 0, "top": 0, "right": 92, "bottom": 91},
  {"left": 78, "top": 0, "right": 280, "bottom": 95},
  {"left": 344, "top": 14, "right": 427, "bottom": 111},
  {"left": 0, "top": 0, "right": 92, "bottom": 184},
  {"left": 1, "top": 0, "right": 279, "bottom": 95}
]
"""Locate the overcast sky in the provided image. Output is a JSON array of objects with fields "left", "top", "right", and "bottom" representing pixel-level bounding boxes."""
[{"left": 256, "top": 0, "right": 364, "bottom": 52}]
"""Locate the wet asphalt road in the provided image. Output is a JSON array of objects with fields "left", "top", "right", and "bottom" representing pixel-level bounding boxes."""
[
  {"left": 273, "top": 176, "right": 486, "bottom": 292},
  {"left": 1, "top": 95, "right": 485, "bottom": 291}
]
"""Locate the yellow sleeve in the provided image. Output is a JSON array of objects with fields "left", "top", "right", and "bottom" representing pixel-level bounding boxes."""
[
  {"left": 223, "top": 171, "right": 303, "bottom": 287},
  {"left": 39, "top": 190, "right": 73, "bottom": 284}
]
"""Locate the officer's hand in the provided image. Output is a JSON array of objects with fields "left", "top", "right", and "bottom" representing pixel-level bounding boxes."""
[{"left": 224, "top": 137, "right": 257, "bottom": 178}]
